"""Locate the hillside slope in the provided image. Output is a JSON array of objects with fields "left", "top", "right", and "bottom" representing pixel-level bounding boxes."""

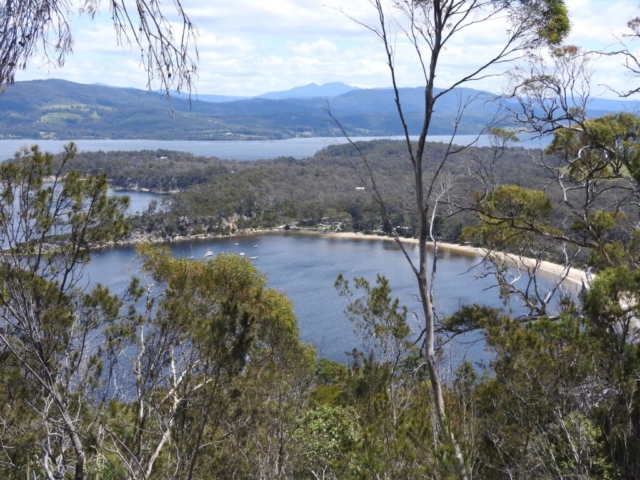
[{"left": 0, "top": 79, "right": 637, "bottom": 140}]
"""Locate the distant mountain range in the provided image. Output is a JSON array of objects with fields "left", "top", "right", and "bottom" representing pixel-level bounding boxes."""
[
  {"left": 257, "top": 82, "right": 359, "bottom": 100},
  {"left": 0, "top": 79, "right": 637, "bottom": 141},
  {"left": 162, "top": 82, "right": 358, "bottom": 103}
]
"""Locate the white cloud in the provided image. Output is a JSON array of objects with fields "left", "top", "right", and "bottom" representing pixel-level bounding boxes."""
[
  {"left": 12, "top": 0, "right": 640, "bottom": 99},
  {"left": 287, "top": 39, "right": 338, "bottom": 57}
]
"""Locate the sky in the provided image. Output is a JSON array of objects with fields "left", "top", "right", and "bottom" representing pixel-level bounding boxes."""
[{"left": 13, "top": 0, "right": 640, "bottom": 99}]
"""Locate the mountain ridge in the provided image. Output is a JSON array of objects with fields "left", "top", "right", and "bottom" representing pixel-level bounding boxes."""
[
  {"left": 159, "top": 81, "right": 358, "bottom": 103},
  {"left": 257, "top": 82, "right": 358, "bottom": 99},
  {"left": 0, "top": 79, "right": 637, "bottom": 141}
]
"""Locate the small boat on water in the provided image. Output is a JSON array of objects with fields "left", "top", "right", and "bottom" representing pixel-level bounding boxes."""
[
  {"left": 204, "top": 249, "right": 214, "bottom": 257},
  {"left": 250, "top": 256, "right": 258, "bottom": 260},
  {"left": 239, "top": 252, "right": 245, "bottom": 256},
  {"left": 253, "top": 245, "right": 258, "bottom": 248},
  {"left": 234, "top": 242, "right": 240, "bottom": 246}
]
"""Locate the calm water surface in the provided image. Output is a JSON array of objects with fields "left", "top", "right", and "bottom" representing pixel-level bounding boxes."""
[
  {"left": 4, "top": 143, "right": 553, "bottom": 365},
  {"left": 108, "top": 188, "right": 166, "bottom": 215},
  {"left": 86, "top": 232, "right": 549, "bottom": 364},
  {"left": 0, "top": 135, "right": 548, "bottom": 162}
]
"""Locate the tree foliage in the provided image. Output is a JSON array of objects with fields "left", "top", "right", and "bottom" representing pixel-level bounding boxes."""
[
  {"left": 0, "top": 0, "right": 197, "bottom": 95},
  {"left": 0, "top": 144, "right": 131, "bottom": 479}
]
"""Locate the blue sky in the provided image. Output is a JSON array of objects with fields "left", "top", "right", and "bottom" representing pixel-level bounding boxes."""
[{"left": 14, "top": 0, "right": 640, "bottom": 99}]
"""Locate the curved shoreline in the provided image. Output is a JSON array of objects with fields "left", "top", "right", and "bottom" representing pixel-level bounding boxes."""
[
  {"left": 125, "top": 228, "right": 589, "bottom": 287},
  {"left": 291, "top": 231, "right": 589, "bottom": 287}
]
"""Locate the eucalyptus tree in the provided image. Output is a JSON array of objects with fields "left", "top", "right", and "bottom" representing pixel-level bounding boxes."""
[
  {"left": 0, "top": 144, "right": 132, "bottom": 479},
  {"left": 104, "top": 246, "right": 315, "bottom": 479},
  {"left": 334, "top": 274, "right": 441, "bottom": 477},
  {"left": 460, "top": 37, "right": 640, "bottom": 478},
  {"left": 470, "top": 44, "right": 640, "bottom": 326},
  {"left": 0, "top": 0, "right": 197, "bottom": 94},
  {"left": 337, "top": 1, "right": 570, "bottom": 477}
]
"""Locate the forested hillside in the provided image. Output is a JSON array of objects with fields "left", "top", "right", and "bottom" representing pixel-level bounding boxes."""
[
  {"left": 1, "top": 79, "right": 637, "bottom": 141},
  {"left": 60, "top": 140, "right": 553, "bottom": 245}
]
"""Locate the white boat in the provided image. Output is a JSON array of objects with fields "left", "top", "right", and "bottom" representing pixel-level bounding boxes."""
[
  {"left": 253, "top": 245, "right": 258, "bottom": 248},
  {"left": 234, "top": 242, "right": 240, "bottom": 246},
  {"left": 239, "top": 252, "right": 245, "bottom": 256},
  {"left": 204, "top": 249, "right": 213, "bottom": 257},
  {"left": 250, "top": 256, "right": 258, "bottom": 260}
]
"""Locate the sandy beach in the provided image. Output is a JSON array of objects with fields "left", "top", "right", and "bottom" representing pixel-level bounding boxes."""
[{"left": 308, "top": 231, "right": 590, "bottom": 287}]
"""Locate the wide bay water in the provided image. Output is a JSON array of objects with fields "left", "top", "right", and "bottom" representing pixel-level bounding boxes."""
[
  {"left": 56, "top": 187, "right": 566, "bottom": 367},
  {"left": 0, "top": 187, "right": 568, "bottom": 366},
  {"left": 0, "top": 135, "right": 548, "bottom": 162},
  {"left": 4, "top": 142, "right": 555, "bottom": 367},
  {"left": 86, "top": 231, "right": 567, "bottom": 366}
]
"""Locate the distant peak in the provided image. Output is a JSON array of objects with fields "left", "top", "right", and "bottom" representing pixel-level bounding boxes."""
[{"left": 257, "top": 81, "right": 358, "bottom": 100}]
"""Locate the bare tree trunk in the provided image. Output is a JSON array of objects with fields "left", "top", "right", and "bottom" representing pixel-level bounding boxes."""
[{"left": 341, "top": 0, "right": 568, "bottom": 477}]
